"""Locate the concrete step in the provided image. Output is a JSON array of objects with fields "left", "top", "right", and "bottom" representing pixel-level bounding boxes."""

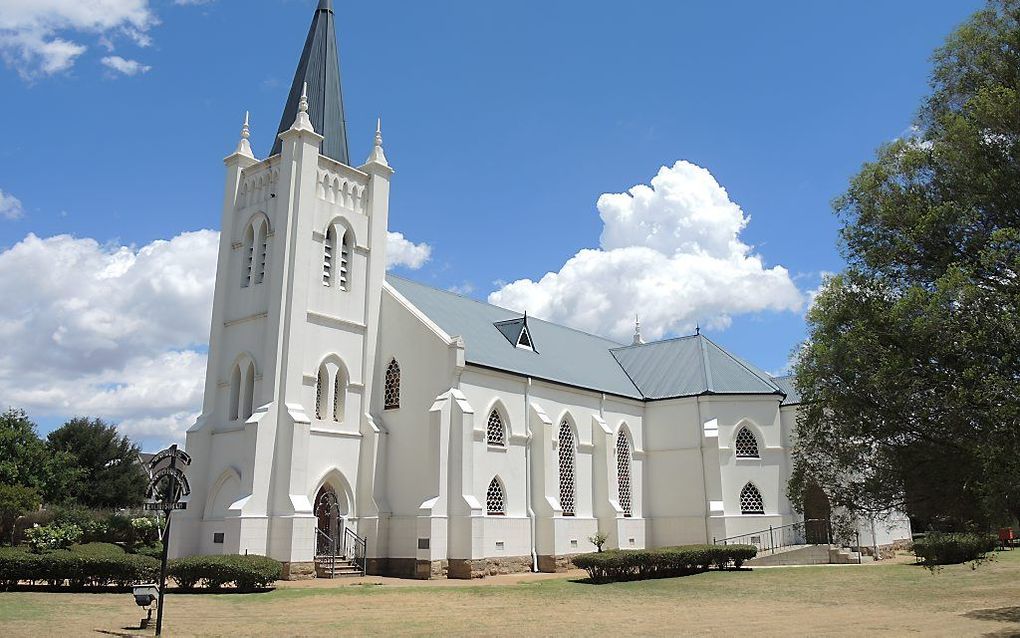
[{"left": 746, "top": 544, "right": 862, "bottom": 566}]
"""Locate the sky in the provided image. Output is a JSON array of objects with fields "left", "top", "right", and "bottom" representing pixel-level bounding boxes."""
[{"left": 0, "top": 0, "right": 985, "bottom": 450}]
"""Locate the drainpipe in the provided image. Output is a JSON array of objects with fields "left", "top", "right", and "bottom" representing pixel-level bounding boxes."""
[
  {"left": 696, "top": 396, "right": 712, "bottom": 543},
  {"left": 525, "top": 377, "right": 538, "bottom": 572}
]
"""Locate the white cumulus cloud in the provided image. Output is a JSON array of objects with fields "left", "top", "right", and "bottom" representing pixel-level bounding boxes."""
[
  {"left": 386, "top": 231, "right": 431, "bottom": 270},
  {"left": 0, "top": 189, "right": 25, "bottom": 219},
  {"left": 101, "top": 55, "right": 150, "bottom": 76},
  {"left": 489, "top": 160, "right": 804, "bottom": 342},
  {"left": 0, "top": 0, "right": 156, "bottom": 79},
  {"left": 0, "top": 225, "right": 430, "bottom": 448}
]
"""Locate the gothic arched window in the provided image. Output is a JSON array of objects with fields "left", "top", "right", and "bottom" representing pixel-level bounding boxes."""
[
  {"left": 486, "top": 477, "right": 505, "bottom": 515},
  {"left": 315, "top": 366, "right": 328, "bottom": 420},
  {"left": 254, "top": 219, "right": 268, "bottom": 285},
  {"left": 616, "top": 430, "right": 632, "bottom": 517},
  {"left": 333, "top": 366, "right": 346, "bottom": 423},
  {"left": 735, "top": 427, "right": 759, "bottom": 458},
  {"left": 740, "top": 483, "right": 765, "bottom": 515},
  {"left": 322, "top": 225, "right": 336, "bottom": 286},
  {"left": 559, "top": 420, "right": 576, "bottom": 516},
  {"left": 241, "top": 361, "right": 255, "bottom": 420},
  {"left": 339, "top": 230, "right": 351, "bottom": 291},
  {"left": 486, "top": 408, "right": 505, "bottom": 446},
  {"left": 384, "top": 358, "right": 400, "bottom": 410},
  {"left": 228, "top": 364, "right": 241, "bottom": 421}
]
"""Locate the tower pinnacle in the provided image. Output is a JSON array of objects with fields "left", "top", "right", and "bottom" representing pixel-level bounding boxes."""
[
  {"left": 632, "top": 315, "right": 644, "bottom": 345},
  {"left": 234, "top": 111, "right": 254, "bottom": 158},
  {"left": 365, "top": 118, "right": 389, "bottom": 167}
]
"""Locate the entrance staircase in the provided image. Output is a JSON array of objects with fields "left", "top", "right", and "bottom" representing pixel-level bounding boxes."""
[
  {"left": 314, "top": 527, "right": 367, "bottom": 578},
  {"left": 315, "top": 556, "right": 365, "bottom": 578},
  {"left": 714, "top": 519, "right": 864, "bottom": 566}
]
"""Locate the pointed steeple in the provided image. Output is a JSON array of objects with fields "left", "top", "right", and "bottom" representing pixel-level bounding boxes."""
[
  {"left": 234, "top": 111, "right": 254, "bottom": 158},
  {"left": 271, "top": 0, "right": 349, "bottom": 163}
]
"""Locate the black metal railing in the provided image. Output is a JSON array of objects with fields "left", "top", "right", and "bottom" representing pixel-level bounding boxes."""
[
  {"left": 343, "top": 526, "right": 367, "bottom": 576},
  {"left": 315, "top": 527, "right": 337, "bottom": 575},
  {"left": 713, "top": 519, "right": 831, "bottom": 555}
]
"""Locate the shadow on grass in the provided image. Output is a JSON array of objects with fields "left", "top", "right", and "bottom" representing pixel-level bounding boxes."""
[
  {"left": 965, "top": 607, "right": 1020, "bottom": 623},
  {"left": 567, "top": 567, "right": 750, "bottom": 585},
  {"left": 3, "top": 584, "right": 274, "bottom": 595}
]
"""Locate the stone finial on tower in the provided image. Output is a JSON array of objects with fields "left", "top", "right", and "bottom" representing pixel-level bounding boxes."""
[
  {"left": 632, "top": 315, "right": 645, "bottom": 345},
  {"left": 365, "top": 118, "right": 389, "bottom": 167},
  {"left": 234, "top": 111, "right": 255, "bottom": 158},
  {"left": 289, "top": 82, "right": 315, "bottom": 133}
]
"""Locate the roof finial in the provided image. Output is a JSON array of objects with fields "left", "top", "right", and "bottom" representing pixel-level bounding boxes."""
[
  {"left": 632, "top": 314, "right": 645, "bottom": 345},
  {"left": 696, "top": 323, "right": 701, "bottom": 336},
  {"left": 289, "top": 82, "right": 315, "bottom": 132},
  {"left": 365, "top": 117, "right": 389, "bottom": 167},
  {"left": 234, "top": 110, "right": 254, "bottom": 158}
]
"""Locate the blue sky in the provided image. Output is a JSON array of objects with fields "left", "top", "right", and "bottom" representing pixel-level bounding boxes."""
[{"left": 0, "top": 0, "right": 984, "bottom": 447}]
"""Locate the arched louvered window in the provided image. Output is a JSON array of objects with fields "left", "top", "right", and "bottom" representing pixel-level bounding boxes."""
[
  {"left": 740, "top": 483, "right": 765, "bottom": 515},
  {"left": 384, "top": 358, "right": 400, "bottom": 409},
  {"left": 228, "top": 364, "right": 241, "bottom": 421},
  {"left": 559, "top": 420, "right": 576, "bottom": 516},
  {"left": 241, "top": 362, "right": 255, "bottom": 420},
  {"left": 315, "top": 366, "right": 328, "bottom": 420},
  {"left": 486, "top": 477, "right": 505, "bottom": 515},
  {"left": 339, "top": 230, "right": 351, "bottom": 291},
  {"left": 241, "top": 224, "right": 255, "bottom": 288},
  {"left": 735, "top": 427, "right": 759, "bottom": 458},
  {"left": 486, "top": 408, "right": 505, "bottom": 446},
  {"left": 616, "top": 430, "right": 632, "bottom": 517},
  {"left": 322, "top": 226, "right": 336, "bottom": 286},
  {"left": 254, "top": 219, "right": 268, "bottom": 285},
  {"left": 333, "top": 366, "right": 346, "bottom": 423}
]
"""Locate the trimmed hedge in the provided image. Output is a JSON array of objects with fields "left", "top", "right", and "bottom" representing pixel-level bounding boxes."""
[
  {"left": 169, "top": 555, "right": 283, "bottom": 592},
  {"left": 912, "top": 532, "right": 997, "bottom": 567},
  {"left": 0, "top": 545, "right": 160, "bottom": 589},
  {"left": 573, "top": 544, "right": 757, "bottom": 582}
]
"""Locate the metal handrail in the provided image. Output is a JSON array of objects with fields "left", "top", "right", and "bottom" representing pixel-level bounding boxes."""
[
  {"left": 315, "top": 527, "right": 336, "bottom": 576},
  {"left": 344, "top": 526, "right": 367, "bottom": 576},
  {"left": 713, "top": 518, "right": 831, "bottom": 555}
]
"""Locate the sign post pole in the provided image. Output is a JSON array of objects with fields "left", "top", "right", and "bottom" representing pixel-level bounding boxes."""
[{"left": 144, "top": 444, "right": 191, "bottom": 637}]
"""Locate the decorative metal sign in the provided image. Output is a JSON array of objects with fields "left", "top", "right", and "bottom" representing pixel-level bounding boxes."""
[{"left": 143, "top": 443, "right": 191, "bottom": 636}]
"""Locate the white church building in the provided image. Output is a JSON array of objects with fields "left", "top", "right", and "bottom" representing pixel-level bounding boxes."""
[{"left": 172, "top": 1, "right": 906, "bottom": 579}]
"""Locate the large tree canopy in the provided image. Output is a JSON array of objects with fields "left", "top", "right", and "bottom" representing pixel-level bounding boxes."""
[
  {"left": 791, "top": 0, "right": 1020, "bottom": 530},
  {"left": 47, "top": 417, "right": 148, "bottom": 509},
  {"left": 0, "top": 408, "right": 78, "bottom": 504}
]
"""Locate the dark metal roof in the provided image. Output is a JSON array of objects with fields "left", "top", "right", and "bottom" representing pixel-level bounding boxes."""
[
  {"left": 770, "top": 374, "right": 802, "bottom": 406},
  {"left": 270, "top": 0, "right": 350, "bottom": 164}
]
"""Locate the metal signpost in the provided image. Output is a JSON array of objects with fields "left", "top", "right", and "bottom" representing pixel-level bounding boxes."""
[{"left": 144, "top": 444, "right": 192, "bottom": 636}]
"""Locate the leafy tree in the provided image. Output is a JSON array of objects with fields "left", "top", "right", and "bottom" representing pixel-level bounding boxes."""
[
  {"left": 46, "top": 417, "right": 148, "bottom": 509},
  {"left": 0, "top": 484, "right": 39, "bottom": 544},
  {"left": 0, "top": 408, "right": 78, "bottom": 503},
  {"left": 790, "top": 1, "right": 1020, "bottom": 530}
]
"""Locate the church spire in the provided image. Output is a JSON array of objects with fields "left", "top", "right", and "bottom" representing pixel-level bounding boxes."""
[{"left": 270, "top": 0, "right": 349, "bottom": 163}]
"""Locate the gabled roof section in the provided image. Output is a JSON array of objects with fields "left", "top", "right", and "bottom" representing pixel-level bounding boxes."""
[
  {"left": 494, "top": 316, "right": 537, "bottom": 352},
  {"left": 270, "top": 0, "right": 350, "bottom": 164},
  {"left": 610, "top": 334, "right": 784, "bottom": 401},
  {"left": 386, "top": 275, "right": 641, "bottom": 399}
]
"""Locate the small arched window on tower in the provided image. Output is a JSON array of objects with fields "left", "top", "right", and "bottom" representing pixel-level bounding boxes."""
[
  {"left": 228, "top": 364, "right": 242, "bottom": 421},
  {"left": 384, "top": 358, "right": 400, "bottom": 409},
  {"left": 315, "top": 365, "right": 328, "bottom": 420},
  {"left": 339, "top": 229, "right": 351, "bottom": 290},
  {"left": 559, "top": 420, "right": 576, "bottom": 516},
  {"left": 486, "top": 477, "right": 505, "bottom": 515},
  {"left": 241, "top": 224, "right": 255, "bottom": 287},
  {"left": 734, "top": 427, "right": 760, "bottom": 458},
  {"left": 616, "top": 430, "right": 632, "bottom": 517},
  {"left": 241, "top": 362, "right": 255, "bottom": 420},
  {"left": 740, "top": 483, "right": 765, "bottom": 515},
  {"left": 254, "top": 219, "right": 268, "bottom": 285},
  {"left": 486, "top": 408, "right": 505, "bottom": 446},
  {"left": 333, "top": 366, "right": 347, "bottom": 423},
  {"left": 322, "top": 226, "right": 336, "bottom": 286}
]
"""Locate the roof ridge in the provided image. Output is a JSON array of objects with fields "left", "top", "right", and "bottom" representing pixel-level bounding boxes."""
[
  {"left": 385, "top": 274, "right": 626, "bottom": 347},
  {"left": 701, "top": 334, "right": 782, "bottom": 393},
  {"left": 609, "top": 332, "right": 700, "bottom": 352},
  {"left": 698, "top": 334, "right": 713, "bottom": 392}
]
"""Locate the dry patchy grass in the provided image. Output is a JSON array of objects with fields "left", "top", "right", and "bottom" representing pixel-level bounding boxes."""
[{"left": 2, "top": 551, "right": 1020, "bottom": 636}]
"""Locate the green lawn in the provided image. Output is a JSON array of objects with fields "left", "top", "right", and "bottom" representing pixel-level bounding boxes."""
[{"left": 2, "top": 551, "right": 1020, "bottom": 636}]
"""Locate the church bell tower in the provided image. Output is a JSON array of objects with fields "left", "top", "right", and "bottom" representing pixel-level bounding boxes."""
[{"left": 174, "top": 0, "right": 392, "bottom": 576}]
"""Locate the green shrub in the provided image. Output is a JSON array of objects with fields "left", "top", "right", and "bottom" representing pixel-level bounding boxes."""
[
  {"left": 0, "top": 544, "right": 159, "bottom": 589},
  {"left": 25, "top": 523, "right": 83, "bottom": 552},
  {"left": 911, "top": 532, "right": 997, "bottom": 568},
  {"left": 169, "top": 554, "right": 282, "bottom": 592},
  {"left": 134, "top": 542, "right": 163, "bottom": 559},
  {"left": 572, "top": 544, "right": 757, "bottom": 582}
]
